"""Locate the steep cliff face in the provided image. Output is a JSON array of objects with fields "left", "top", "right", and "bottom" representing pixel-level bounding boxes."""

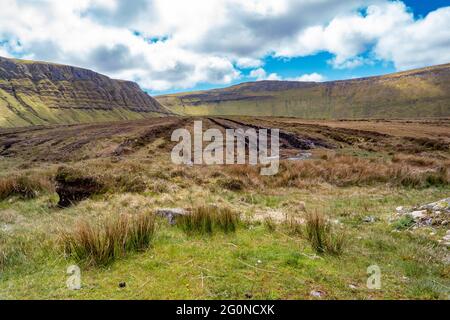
[
  {"left": 0, "top": 56, "right": 169, "bottom": 127},
  {"left": 157, "top": 63, "right": 450, "bottom": 119}
]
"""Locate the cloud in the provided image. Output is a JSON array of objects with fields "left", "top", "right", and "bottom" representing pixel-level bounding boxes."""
[
  {"left": 288, "top": 73, "right": 326, "bottom": 82},
  {"left": 0, "top": 0, "right": 449, "bottom": 91},
  {"left": 249, "top": 69, "right": 325, "bottom": 82},
  {"left": 249, "top": 68, "right": 281, "bottom": 81},
  {"left": 375, "top": 6, "right": 450, "bottom": 70}
]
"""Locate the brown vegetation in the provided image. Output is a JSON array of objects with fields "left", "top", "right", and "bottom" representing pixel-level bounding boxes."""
[{"left": 60, "top": 212, "right": 156, "bottom": 266}]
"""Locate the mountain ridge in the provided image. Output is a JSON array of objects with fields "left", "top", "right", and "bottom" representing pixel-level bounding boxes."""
[
  {"left": 0, "top": 56, "right": 169, "bottom": 127},
  {"left": 157, "top": 63, "right": 450, "bottom": 119}
]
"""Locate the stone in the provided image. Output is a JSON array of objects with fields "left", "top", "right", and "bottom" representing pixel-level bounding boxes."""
[
  {"left": 396, "top": 206, "right": 405, "bottom": 214},
  {"left": 310, "top": 290, "right": 325, "bottom": 298},
  {"left": 155, "top": 208, "right": 189, "bottom": 225},
  {"left": 410, "top": 210, "right": 426, "bottom": 220},
  {"left": 363, "top": 216, "right": 376, "bottom": 223}
]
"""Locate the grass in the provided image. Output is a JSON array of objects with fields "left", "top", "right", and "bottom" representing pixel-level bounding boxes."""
[
  {"left": 220, "top": 156, "right": 449, "bottom": 189},
  {"left": 392, "top": 215, "right": 416, "bottom": 230},
  {"left": 0, "top": 173, "right": 53, "bottom": 200},
  {"left": 60, "top": 212, "right": 156, "bottom": 266},
  {"left": 0, "top": 117, "right": 449, "bottom": 300},
  {"left": 177, "top": 205, "right": 240, "bottom": 235},
  {"left": 304, "top": 211, "right": 346, "bottom": 255},
  {"left": 156, "top": 63, "right": 450, "bottom": 119}
]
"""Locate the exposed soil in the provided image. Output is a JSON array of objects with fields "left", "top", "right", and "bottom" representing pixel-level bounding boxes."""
[{"left": 0, "top": 117, "right": 448, "bottom": 163}]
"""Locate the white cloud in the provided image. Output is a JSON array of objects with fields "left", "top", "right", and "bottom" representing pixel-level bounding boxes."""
[
  {"left": 0, "top": 0, "right": 449, "bottom": 91},
  {"left": 289, "top": 73, "right": 326, "bottom": 82},
  {"left": 375, "top": 7, "right": 450, "bottom": 70},
  {"left": 249, "top": 69, "right": 325, "bottom": 82},
  {"left": 249, "top": 68, "right": 281, "bottom": 81}
]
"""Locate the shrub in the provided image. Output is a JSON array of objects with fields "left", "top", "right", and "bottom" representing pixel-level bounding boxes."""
[
  {"left": 61, "top": 212, "right": 156, "bottom": 266},
  {"left": 0, "top": 173, "right": 53, "bottom": 201},
  {"left": 177, "top": 205, "right": 240, "bottom": 235},
  {"left": 393, "top": 215, "right": 415, "bottom": 230},
  {"left": 304, "top": 211, "right": 346, "bottom": 255}
]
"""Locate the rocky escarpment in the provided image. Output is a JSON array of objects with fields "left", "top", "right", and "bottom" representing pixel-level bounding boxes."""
[{"left": 0, "top": 56, "right": 169, "bottom": 127}]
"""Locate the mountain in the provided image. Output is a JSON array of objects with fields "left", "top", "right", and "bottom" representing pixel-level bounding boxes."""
[
  {"left": 157, "top": 63, "right": 450, "bottom": 119},
  {"left": 0, "top": 56, "right": 169, "bottom": 127}
]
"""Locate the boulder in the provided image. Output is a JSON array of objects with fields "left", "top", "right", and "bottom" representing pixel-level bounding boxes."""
[
  {"left": 410, "top": 210, "right": 427, "bottom": 220},
  {"left": 155, "top": 208, "right": 189, "bottom": 225}
]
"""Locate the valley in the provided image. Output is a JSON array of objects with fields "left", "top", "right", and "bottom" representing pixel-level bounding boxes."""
[{"left": 0, "top": 117, "right": 448, "bottom": 299}]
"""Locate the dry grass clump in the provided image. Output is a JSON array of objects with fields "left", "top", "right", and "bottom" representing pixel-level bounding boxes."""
[
  {"left": 275, "top": 156, "right": 448, "bottom": 188},
  {"left": 263, "top": 217, "right": 277, "bottom": 232},
  {"left": 60, "top": 212, "right": 156, "bottom": 266},
  {"left": 0, "top": 173, "right": 53, "bottom": 200},
  {"left": 304, "top": 211, "right": 346, "bottom": 255},
  {"left": 177, "top": 205, "right": 240, "bottom": 235},
  {"left": 391, "top": 154, "right": 439, "bottom": 167},
  {"left": 219, "top": 155, "right": 448, "bottom": 188}
]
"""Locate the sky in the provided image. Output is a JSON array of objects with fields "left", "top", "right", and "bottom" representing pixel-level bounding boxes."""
[{"left": 0, "top": 0, "right": 449, "bottom": 95}]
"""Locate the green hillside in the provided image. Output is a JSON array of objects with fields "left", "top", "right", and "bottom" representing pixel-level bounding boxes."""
[
  {"left": 0, "top": 56, "right": 170, "bottom": 127},
  {"left": 157, "top": 63, "right": 450, "bottom": 119}
]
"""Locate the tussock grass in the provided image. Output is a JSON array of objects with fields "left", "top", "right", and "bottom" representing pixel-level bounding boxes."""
[
  {"left": 60, "top": 212, "right": 156, "bottom": 266},
  {"left": 177, "top": 205, "right": 240, "bottom": 235},
  {"left": 304, "top": 211, "right": 346, "bottom": 255},
  {"left": 221, "top": 155, "right": 449, "bottom": 188},
  {"left": 0, "top": 173, "right": 53, "bottom": 200},
  {"left": 263, "top": 217, "right": 277, "bottom": 232}
]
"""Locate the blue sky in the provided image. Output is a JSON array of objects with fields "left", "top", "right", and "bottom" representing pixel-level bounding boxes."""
[{"left": 1, "top": 0, "right": 449, "bottom": 95}]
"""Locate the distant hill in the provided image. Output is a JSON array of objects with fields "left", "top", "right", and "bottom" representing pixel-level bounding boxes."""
[
  {"left": 0, "top": 56, "right": 170, "bottom": 127},
  {"left": 157, "top": 64, "right": 450, "bottom": 119}
]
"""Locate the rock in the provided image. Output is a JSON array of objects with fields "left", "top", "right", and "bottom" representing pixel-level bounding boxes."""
[
  {"left": 419, "top": 198, "right": 450, "bottom": 212},
  {"left": 310, "top": 290, "right": 325, "bottom": 298},
  {"left": 155, "top": 208, "right": 189, "bottom": 225},
  {"left": 410, "top": 210, "right": 427, "bottom": 220},
  {"left": 349, "top": 284, "right": 358, "bottom": 290},
  {"left": 396, "top": 206, "right": 405, "bottom": 214},
  {"left": 0, "top": 224, "right": 13, "bottom": 233},
  {"left": 442, "top": 230, "right": 450, "bottom": 243},
  {"left": 363, "top": 216, "right": 376, "bottom": 223}
]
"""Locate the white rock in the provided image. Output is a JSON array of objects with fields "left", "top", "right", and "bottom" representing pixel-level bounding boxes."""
[
  {"left": 410, "top": 210, "right": 427, "bottom": 220},
  {"left": 310, "top": 290, "right": 325, "bottom": 298},
  {"left": 155, "top": 208, "right": 188, "bottom": 225},
  {"left": 396, "top": 206, "right": 405, "bottom": 214}
]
